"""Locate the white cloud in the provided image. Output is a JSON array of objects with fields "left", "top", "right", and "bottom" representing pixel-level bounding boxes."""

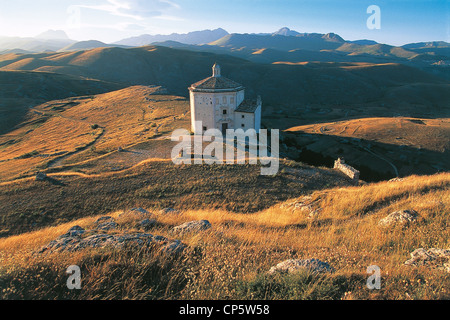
[{"left": 78, "top": 0, "right": 181, "bottom": 20}]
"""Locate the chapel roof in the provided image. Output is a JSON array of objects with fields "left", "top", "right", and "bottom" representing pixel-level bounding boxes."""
[
  {"left": 189, "top": 64, "right": 244, "bottom": 92},
  {"left": 235, "top": 99, "right": 260, "bottom": 113},
  {"left": 190, "top": 76, "right": 244, "bottom": 91}
]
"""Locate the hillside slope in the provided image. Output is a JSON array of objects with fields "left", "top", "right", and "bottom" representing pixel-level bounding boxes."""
[
  {"left": 0, "top": 86, "right": 189, "bottom": 182},
  {"left": 284, "top": 117, "right": 450, "bottom": 180},
  {"left": 0, "top": 70, "right": 124, "bottom": 135},
  {"left": 1, "top": 46, "right": 448, "bottom": 121},
  {"left": 0, "top": 172, "right": 448, "bottom": 300}
]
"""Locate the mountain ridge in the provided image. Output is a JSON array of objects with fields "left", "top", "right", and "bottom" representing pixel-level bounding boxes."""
[{"left": 115, "top": 28, "right": 229, "bottom": 46}]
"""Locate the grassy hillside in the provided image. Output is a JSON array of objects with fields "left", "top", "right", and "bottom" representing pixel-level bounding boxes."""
[
  {"left": 0, "top": 70, "right": 124, "bottom": 134},
  {"left": 1, "top": 46, "right": 448, "bottom": 120},
  {"left": 209, "top": 33, "right": 345, "bottom": 51},
  {"left": 0, "top": 159, "right": 352, "bottom": 237},
  {"left": 0, "top": 172, "right": 448, "bottom": 299},
  {"left": 0, "top": 86, "right": 189, "bottom": 182},
  {"left": 282, "top": 117, "right": 450, "bottom": 180},
  {"left": 286, "top": 117, "right": 450, "bottom": 153}
]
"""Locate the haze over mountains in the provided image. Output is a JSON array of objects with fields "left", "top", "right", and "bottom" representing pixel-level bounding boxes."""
[
  {"left": 1, "top": 27, "right": 448, "bottom": 61},
  {"left": 2, "top": 27, "right": 447, "bottom": 83},
  {"left": 114, "top": 28, "right": 229, "bottom": 47}
]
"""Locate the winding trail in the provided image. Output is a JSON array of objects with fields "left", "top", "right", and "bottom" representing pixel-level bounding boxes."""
[
  {"left": 360, "top": 146, "right": 399, "bottom": 177},
  {"left": 46, "top": 128, "right": 106, "bottom": 168}
]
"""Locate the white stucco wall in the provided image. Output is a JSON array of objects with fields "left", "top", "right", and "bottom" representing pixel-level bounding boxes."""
[
  {"left": 190, "top": 89, "right": 246, "bottom": 134},
  {"left": 254, "top": 105, "right": 261, "bottom": 132},
  {"left": 234, "top": 112, "right": 255, "bottom": 131},
  {"left": 190, "top": 92, "right": 215, "bottom": 134}
]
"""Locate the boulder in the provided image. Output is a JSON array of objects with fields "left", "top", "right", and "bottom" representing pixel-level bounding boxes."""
[
  {"left": 268, "top": 258, "right": 334, "bottom": 275},
  {"left": 35, "top": 172, "right": 47, "bottom": 181},
  {"left": 58, "top": 226, "right": 85, "bottom": 239},
  {"left": 404, "top": 248, "right": 450, "bottom": 272},
  {"left": 172, "top": 220, "right": 211, "bottom": 235},
  {"left": 137, "top": 218, "right": 157, "bottom": 230},
  {"left": 379, "top": 210, "right": 418, "bottom": 227}
]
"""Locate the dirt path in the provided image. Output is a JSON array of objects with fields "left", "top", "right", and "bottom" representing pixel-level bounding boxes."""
[
  {"left": 27, "top": 107, "right": 108, "bottom": 169},
  {"left": 46, "top": 128, "right": 106, "bottom": 168},
  {"left": 361, "top": 146, "right": 399, "bottom": 177}
]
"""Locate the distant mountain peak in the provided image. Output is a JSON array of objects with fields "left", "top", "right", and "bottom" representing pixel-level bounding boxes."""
[
  {"left": 322, "top": 33, "right": 345, "bottom": 42},
  {"left": 35, "top": 30, "right": 70, "bottom": 40},
  {"left": 273, "top": 27, "right": 300, "bottom": 37}
]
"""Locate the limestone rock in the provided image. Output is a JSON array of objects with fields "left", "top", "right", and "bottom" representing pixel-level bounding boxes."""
[
  {"left": 94, "top": 216, "right": 118, "bottom": 231},
  {"left": 38, "top": 232, "right": 185, "bottom": 255},
  {"left": 161, "top": 240, "right": 185, "bottom": 255},
  {"left": 173, "top": 220, "right": 211, "bottom": 235},
  {"left": 137, "top": 218, "right": 157, "bottom": 230},
  {"left": 404, "top": 248, "right": 450, "bottom": 272},
  {"left": 35, "top": 172, "right": 47, "bottom": 181},
  {"left": 58, "top": 226, "right": 85, "bottom": 239},
  {"left": 97, "top": 221, "right": 118, "bottom": 231},
  {"left": 268, "top": 259, "right": 334, "bottom": 275},
  {"left": 281, "top": 196, "right": 321, "bottom": 218},
  {"left": 379, "top": 210, "right": 418, "bottom": 227}
]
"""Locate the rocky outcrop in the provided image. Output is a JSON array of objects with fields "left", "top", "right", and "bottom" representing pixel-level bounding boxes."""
[
  {"left": 281, "top": 196, "right": 322, "bottom": 218},
  {"left": 97, "top": 221, "right": 119, "bottom": 231},
  {"left": 172, "top": 220, "right": 211, "bottom": 235},
  {"left": 404, "top": 248, "right": 450, "bottom": 272},
  {"left": 38, "top": 226, "right": 185, "bottom": 255},
  {"left": 379, "top": 210, "right": 418, "bottom": 227},
  {"left": 59, "top": 226, "right": 85, "bottom": 238},
  {"left": 94, "top": 216, "right": 118, "bottom": 231},
  {"left": 137, "top": 218, "right": 157, "bottom": 230},
  {"left": 268, "top": 259, "right": 334, "bottom": 275}
]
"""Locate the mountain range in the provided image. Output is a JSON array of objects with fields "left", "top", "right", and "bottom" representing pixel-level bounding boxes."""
[{"left": 1, "top": 27, "right": 448, "bottom": 63}]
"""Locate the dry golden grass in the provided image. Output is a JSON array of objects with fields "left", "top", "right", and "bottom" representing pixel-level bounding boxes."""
[
  {"left": 0, "top": 172, "right": 448, "bottom": 300},
  {"left": 0, "top": 160, "right": 350, "bottom": 237},
  {"left": 286, "top": 117, "right": 450, "bottom": 153},
  {"left": 0, "top": 86, "right": 190, "bottom": 181}
]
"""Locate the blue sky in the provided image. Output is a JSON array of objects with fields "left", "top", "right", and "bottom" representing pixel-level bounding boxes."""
[{"left": 0, "top": 0, "right": 448, "bottom": 45}]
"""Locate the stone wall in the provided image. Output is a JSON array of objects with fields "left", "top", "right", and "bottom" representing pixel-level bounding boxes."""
[{"left": 334, "top": 158, "right": 360, "bottom": 181}]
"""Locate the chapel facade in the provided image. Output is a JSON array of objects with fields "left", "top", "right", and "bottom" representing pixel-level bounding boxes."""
[{"left": 189, "top": 63, "right": 261, "bottom": 135}]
